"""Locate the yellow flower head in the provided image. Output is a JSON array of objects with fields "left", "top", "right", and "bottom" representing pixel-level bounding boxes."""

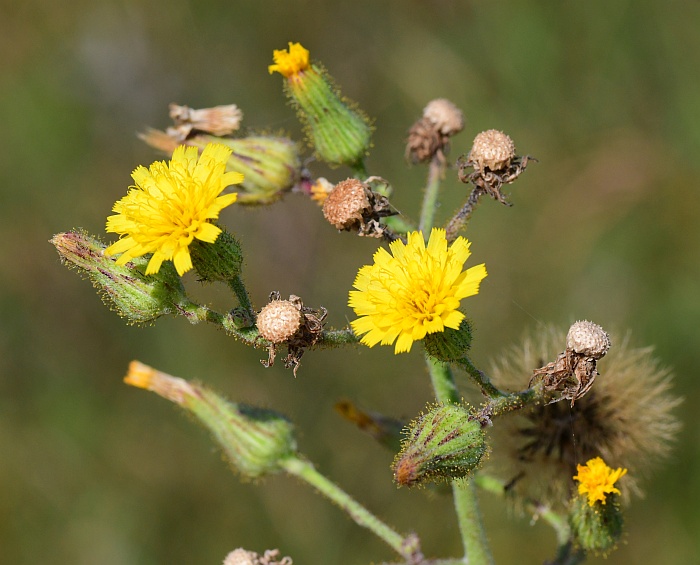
[
  {"left": 574, "top": 457, "right": 628, "bottom": 507},
  {"left": 268, "top": 42, "right": 310, "bottom": 78},
  {"left": 349, "top": 228, "right": 487, "bottom": 354},
  {"left": 105, "top": 143, "right": 243, "bottom": 276}
]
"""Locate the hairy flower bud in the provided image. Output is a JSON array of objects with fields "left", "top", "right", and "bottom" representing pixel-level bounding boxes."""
[
  {"left": 423, "top": 318, "right": 473, "bottom": 362},
  {"left": 124, "top": 361, "right": 297, "bottom": 479},
  {"left": 569, "top": 492, "right": 624, "bottom": 555},
  {"left": 468, "top": 129, "right": 516, "bottom": 171},
  {"left": 393, "top": 404, "right": 486, "bottom": 487},
  {"left": 141, "top": 130, "right": 302, "bottom": 205},
  {"left": 567, "top": 320, "right": 611, "bottom": 359},
  {"left": 190, "top": 228, "right": 244, "bottom": 283},
  {"left": 269, "top": 42, "right": 372, "bottom": 167},
  {"left": 51, "top": 231, "right": 186, "bottom": 324}
]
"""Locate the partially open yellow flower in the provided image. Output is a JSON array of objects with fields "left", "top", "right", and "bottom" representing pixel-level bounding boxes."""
[
  {"left": 268, "top": 42, "right": 310, "bottom": 78},
  {"left": 349, "top": 228, "right": 487, "bottom": 354},
  {"left": 574, "top": 457, "right": 628, "bottom": 507},
  {"left": 105, "top": 143, "right": 243, "bottom": 276}
]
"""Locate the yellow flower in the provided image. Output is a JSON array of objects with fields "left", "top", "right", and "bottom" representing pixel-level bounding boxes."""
[
  {"left": 349, "top": 228, "right": 487, "bottom": 354},
  {"left": 268, "top": 42, "right": 310, "bottom": 78},
  {"left": 574, "top": 457, "right": 628, "bottom": 507},
  {"left": 105, "top": 143, "right": 243, "bottom": 276}
]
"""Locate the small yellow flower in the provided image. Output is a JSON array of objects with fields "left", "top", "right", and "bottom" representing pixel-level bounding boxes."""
[
  {"left": 268, "top": 42, "right": 310, "bottom": 78},
  {"left": 574, "top": 457, "right": 628, "bottom": 507},
  {"left": 105, "top": 143, "right": 243, "bottom": 276},
  {"left": 349, "top": 228, "right": 487, "bottom": 354}
]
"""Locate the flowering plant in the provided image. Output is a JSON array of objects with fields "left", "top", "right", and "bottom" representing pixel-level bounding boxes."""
[{"left": 52, "top": 42, "right": 679, "bottom": 564}]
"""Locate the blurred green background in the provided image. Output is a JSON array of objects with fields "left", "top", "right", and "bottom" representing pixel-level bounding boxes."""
[{"left": 1, "top": 1, "right": 699, "bottom": 563}]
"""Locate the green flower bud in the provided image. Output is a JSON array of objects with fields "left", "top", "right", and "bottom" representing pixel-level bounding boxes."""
[
  {"left": 423, "top": 318, "right": 473, "bottom": 362},
  {"left": 393, "top": 403, "right": 486, "bottom": 487},
  {"left": 125, "top": 361, "right": 297, "bottom": 479},
  {"left": 269, "top": 42, "right": 372, "bottom": 167},
  {"left": 139, "top": 130, "right": 302, "bottom": 205},
  {"left": 190, "top": 227, "right": 243, "bottom": 283},
  {"left": 569, "top": 492, "right": 624, "bottom": 555},
  {"left": 194, "top": 135, "right": 302, "bottom": 205},
  {"left": 51, "top": 230, "right": 186, "bottom": 324}
]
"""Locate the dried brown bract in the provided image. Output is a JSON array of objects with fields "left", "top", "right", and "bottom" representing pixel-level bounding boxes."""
[
  {"left": 530, "top": 321, "right": 611, "bottom": 406},
  {"left": 322, "top": 178, "right": 396, "bottom": 239},
  {"left": 458, "top": 129, "right": 534, "bottom": 205},
  {"left": 257, "top": 292, "right": 327, "bottom": 376},
  {"left": 406, "top": 98, "right": 464, "bottom": 164},
  {"left": 168, "top": 103, "right": 243, "bottom": 140}
]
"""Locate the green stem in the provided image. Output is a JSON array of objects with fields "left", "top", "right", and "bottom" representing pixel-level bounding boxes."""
[
  {"left": 452, "top": 480, "right": 494, "bottom": 565},
  {"left": 227, "top": 274, "right": 254, "bottom": 315},
  {"left": 426, "top": 356, "right": 460, "bottom": 404},
  {"left": 281, "top": 456, "right": 413, "bottom": 559},
  {"left": 455, "top": 356, "right": 505, "bottom": 398},
  {"left": 419, "top": 155, "right": 445, "bottom": 234},
  {"left": 350, "top": 159, "right": 369, "bottom": 179},
  {"left": 425, "top": 354, "right": 493, "bottom": 565},
  {"left": 473, "top": 473, "right": 571, "bottom": 547}
]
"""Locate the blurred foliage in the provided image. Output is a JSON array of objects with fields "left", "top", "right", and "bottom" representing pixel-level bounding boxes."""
[{"left": 1, "top": 0, "right": 699, "bottom": 563}]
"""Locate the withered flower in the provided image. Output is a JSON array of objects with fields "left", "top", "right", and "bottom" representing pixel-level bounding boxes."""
[{"left": 256, "top": 292, "right": 327, "bottom": 376}]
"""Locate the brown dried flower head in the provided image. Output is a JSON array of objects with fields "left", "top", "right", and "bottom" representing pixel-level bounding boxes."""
[
  {"left": 257, "top": 299, "right": 302, "bottom": 344},
  {"left": 223, "top": 548, "right": 292, "bottom": 565},
  {"left": 567, "top": 320, "right": 611, "bottom": 359},
  {"left": 529, "top": 320, "right": 611, "bottom": 406},
  {"left": 486, "top": 326, "right": 681, "bottom": 507},
  {"left": 468, "top": 129, "right": 516, "bottom": 171},
  {"left": 258, "top": 292, "right": 327, "bottom": 376},
  {"left": 169, "top": 103, "right": 243, "bottom": 140},
  {"left": 322, "top": 178, "right": 371, "bottom": 230},
  {"left": 422, "top": 98, "right": 465, "bottom": 136},
  {"left": 322, "top": 178, "right": 395, "bottom": 239}
]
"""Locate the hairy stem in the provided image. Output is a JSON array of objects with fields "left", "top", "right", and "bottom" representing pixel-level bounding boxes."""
[
  {"left": 455, "top": 356, "right": 504, "bottom": 398},
  {"left": 282, "top": 456, "right": 414, "bottom": 559},
  {"left": 445, "top": 187, "right": 485, "bottom": 242},
  {"left": 425, "top": 354, "right": 493, "bottom": 565},
  {"left": 419, "top": 155, "right": 446, "bottom": 234}
]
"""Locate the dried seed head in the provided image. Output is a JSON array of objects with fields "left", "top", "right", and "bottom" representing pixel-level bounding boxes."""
[
  {"left": 223, "top": 548, "right": 293, "bottom": 565},
  {"left": 257, "top": 300, "right": 301, "bottom": 343},
  {"left": 468, "top": 129, "right": 516, "bottom": 171},
  {"left": 223, "top": 549, "right": 259, "bottom": 565},
  {"left": 567, "top": 320, "right": 611, "bottom": 359},
  {"left": 406, "top": 116, "right": 443, "bottom": 163},
  {"left": 423, "top": 98, "right": 464, "bottom": 136},
  {"left": 322, "top": 178, "right": 371, "bottom": 230}
]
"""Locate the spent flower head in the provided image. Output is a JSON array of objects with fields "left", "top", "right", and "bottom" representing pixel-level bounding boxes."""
[
  {"left": 349, "top": 228, "right": 487, "bottom": 354},
  {"left": 105, "top": 143, "right": 243, "bottom": 276},
  {"left": 487, "top": 327, "right": 680, "bottom": 505},
  {"left": 574, "top": 456, "right": 627, "bottom": 507}
]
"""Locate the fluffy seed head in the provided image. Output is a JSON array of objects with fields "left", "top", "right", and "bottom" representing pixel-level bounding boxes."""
[
  {"left": 468, "top": 129, "right": 516, "bottom": 171},
  {"left": 257, "top": 300, "right": 301, "bottom": 343},
  {"left": 567, "top": 320, "right": 611, "bottom": 359},
  {"left": 422, "top": 98, "right": 464, "bottom": 136},
  {"left": 322, "top": 179, "right": 371, "bottom": 230},
  {"left": 486, "top": 327, "right": 681, "bottom": 507}
]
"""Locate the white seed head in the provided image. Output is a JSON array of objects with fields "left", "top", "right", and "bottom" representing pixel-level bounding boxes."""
[
  {"left": 257, "top": 300, "right": 301, "bottom": 343},
  {"left": 566, "top": 320, "right": 611, "bottom": 359},
  {"left": 322, "top": 178, "right": 371, "bottom": 230},
  {"left": 422, "top": 98, "right": 465, "bottom": 136},
  {"left": 468, "top": 129, "right": 516, "bottom": 171}
]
